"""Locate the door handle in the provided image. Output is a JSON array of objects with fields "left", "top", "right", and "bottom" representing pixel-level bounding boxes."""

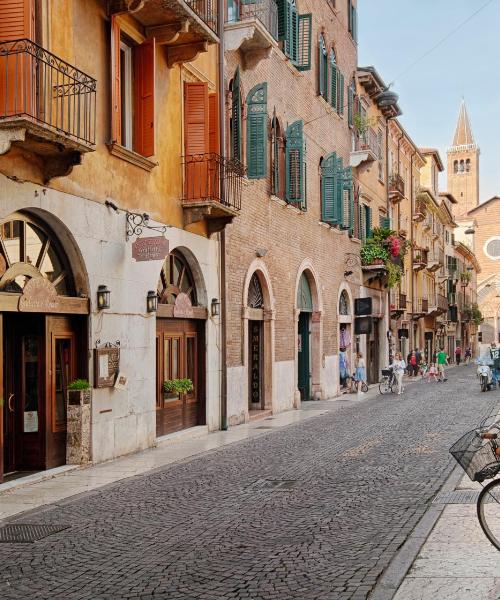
[{"left": 7, "top": 393, "right": 14, "bottom": 413}]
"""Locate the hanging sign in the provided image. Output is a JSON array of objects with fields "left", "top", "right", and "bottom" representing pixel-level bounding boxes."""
[
  {"left": 132, "top": 236, "right": 169, "bottom": 262},
  {"left": 94, "top": 346, "right": 120, "bottom": 388}
]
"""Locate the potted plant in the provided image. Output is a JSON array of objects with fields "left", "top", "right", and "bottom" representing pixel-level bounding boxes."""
[
  {"left": 460, "top": 271, "right": 472, "bottom": 285},
  {"left": 67, "top": 379, "right": 91, "bottom": 406},
  {"left": 163, "top": 378, "right": 194, "bottom": 399},
  {"left": 360, "top": 240, "right": 389, "bottom": 266}
]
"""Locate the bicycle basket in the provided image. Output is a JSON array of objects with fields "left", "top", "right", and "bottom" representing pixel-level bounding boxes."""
[
  {"left": 381, "top": 369, "right": 392, "bottom": 377},
  {"left": 450, "top": 429, "right": 500, "bottom": 482}
]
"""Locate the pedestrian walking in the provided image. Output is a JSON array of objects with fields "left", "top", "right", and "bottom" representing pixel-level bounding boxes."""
[
  {"left": 355, "top": 352, "right": 367, "bottom": 394},
  {"left": 339, "top": 347, "right": 349, "bottom": 391},
  {"left": 393, "top": 352, "right": 406, "bottom": 395},
  {"left": 406, "top": 351, "right": 413, "bottom": 376},
  {"left": 409, "top": 351, "right": 418, "bottom": 377},
  {"left": 455, "top": 345, "right": 462, "bottom": 366},
  {"left": 436, "top": 348, "right": 449, "bottom": 381},
  {"left": 428, "top": 363, "right": 438, "bottom": 382},
  {"left": 465, "top": 347, "right": 472, "bottom": 364}
]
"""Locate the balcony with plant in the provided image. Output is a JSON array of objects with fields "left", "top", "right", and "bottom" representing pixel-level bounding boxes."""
[{"left": 360, "top": 227, "right": 409, "bottom": 288}]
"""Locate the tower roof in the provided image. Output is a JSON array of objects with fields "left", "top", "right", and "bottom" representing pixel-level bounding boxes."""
[{"left": 451, "top": 100, "right": 476, "bottom": 148}]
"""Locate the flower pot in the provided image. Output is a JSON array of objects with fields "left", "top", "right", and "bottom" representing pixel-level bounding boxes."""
[{"left": 163, "top": 391, "right": 180, "bottom": 403}]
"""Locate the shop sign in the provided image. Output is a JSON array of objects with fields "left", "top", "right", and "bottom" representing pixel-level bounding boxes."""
[
  {"left": 132, "top": 236, "right": 169, "bottom": 262},
  {"left": 250, "top": 321, "right": 261, "bottom": 404},
  {"left": 19, "top": 277, "right": 60, "bottom": 313},
  {"left": 173, "top": 293, "right": 194, "bottom": 318},
  {"left": 94, "top": 346, "right": 120, "bottom": 388}
]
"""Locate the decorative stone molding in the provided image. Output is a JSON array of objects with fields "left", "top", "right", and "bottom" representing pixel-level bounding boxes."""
[
  {"left": 107, "top": 143, "right": 158, "bottom": 171},
  {"left": 166, "top": 41, "right": 209, "bottom": 68},
  {"left": 0, "top": 127, "right": 26, "bottom": 155}
]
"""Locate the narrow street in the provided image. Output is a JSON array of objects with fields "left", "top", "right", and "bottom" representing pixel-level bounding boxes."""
[{"left": 0, "top": 365, "right": 497, "bottom": 600}]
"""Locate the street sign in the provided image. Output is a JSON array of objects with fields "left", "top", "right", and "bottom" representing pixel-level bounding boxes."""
[{"left": 131, "top": 236, "right": 169, "bottom": 262}]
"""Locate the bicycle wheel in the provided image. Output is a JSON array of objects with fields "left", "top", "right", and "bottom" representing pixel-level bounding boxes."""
[
  {"left": 477, "top": 478, "right": 500, "bottom": 550},
  {"left": 362, "top": 382, "right": 368, "bottom": 393},
  {"left": 379, "top": 377, "right": 390, "bottom": 394}
]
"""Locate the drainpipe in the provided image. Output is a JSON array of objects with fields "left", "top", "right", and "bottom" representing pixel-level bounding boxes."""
[
  {"left": 218, "top": 0, "right": 228, "bottom": 430},
  {"left": 410, "top": 150, "right": 416, "bottom": 352}
]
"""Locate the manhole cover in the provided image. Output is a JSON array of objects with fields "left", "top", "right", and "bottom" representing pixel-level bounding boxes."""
[
  {"left": 432, "top": 490, "right": 480, "bottom": 505},
  {"left": 0, "top": 524, "right": 69, "bottom": 543},
  {"left": 247, "top": 479, "right": 297, "bottom": 491}
]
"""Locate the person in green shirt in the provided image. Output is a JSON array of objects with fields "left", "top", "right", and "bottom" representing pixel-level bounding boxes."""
[{"left": 436, "top": 348, "right": 449, "bottom": 382}]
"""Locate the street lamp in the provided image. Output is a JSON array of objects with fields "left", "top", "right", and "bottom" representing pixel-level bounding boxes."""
[{"left": 97, "top": 285, "right": 111, "bottom": 310}]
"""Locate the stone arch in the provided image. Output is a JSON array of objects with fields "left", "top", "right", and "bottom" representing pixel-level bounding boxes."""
[
  {"left": 0, "top": 207, "right": 90, "bottom": 298},
  {"left": 242, "top": 259, "right": 275, "bottom": 414},
  {"left": 162, "top": 244, "right": 208, "bottom": 308},
  {"left": 338, "top": 283, "right": 353, "bottom": 320},
  {"left": 294, "top": 260, "right": 323, "bottom": 404}
]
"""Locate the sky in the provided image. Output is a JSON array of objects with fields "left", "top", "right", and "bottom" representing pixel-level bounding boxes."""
[{"left": 358, "top": 0, "right": 500, "bottom": 202}]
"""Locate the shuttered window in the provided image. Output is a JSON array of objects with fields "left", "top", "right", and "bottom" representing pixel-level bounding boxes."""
[
  {"left": 343, "top": 165, "right": 354, "bottom": 235},
  {"left": 338, "top": 71, "right": 345, "bottom": 116},
  {"left": 230, "top": 68, "right": 242, "bottom": 162},
  {"left": 277, "top": 0, "right": 311, "bottom": 70},
  {"left": 296, "top": 14, "right": 312, "bottom": 70},
  {"left": 330, "top": 50, "right": 337, "bottom": 110},
  {"left": 271, "top": 111, "right": 285, "bottom": 199},
  {"left": 208, "top": 93, "right": 219, "bottom": 154},
  {"left": 321, "top": 155, "right": 353, "bottom": 230},
  {"left": 347, "top": 81, "right": 355, "bottom": 127},
  {"left": 348, "top": 0, "right": 358, "bottom": 42},
  {"left": 110, "top": 17, "right": 155, "bottom": 157},
  {"left": 246, "top": 83, "right": 267, "bottom": 179},
  {"left": 184, "top": 81, "right": 209, "bottom": 156},
  {"left": 358, "top": 203, "right": 372, "bottom": 242},
  {"left": 285, "top": 120, "right": 305, "bottom": 208},
  {"left": 318, "top": 35, "right": 328, "bottom": 99}
]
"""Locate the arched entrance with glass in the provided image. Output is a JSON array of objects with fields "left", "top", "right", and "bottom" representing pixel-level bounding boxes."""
[
  {"left": 155, "top": 249, "right": 207, "bottom": 437},
  {"left": 338, "top": 287, "right": 353, "bottom": 391},
  {"left": 297, "top": 272, "right": 313, "bottom": 400},
  {"left": 0, "top": 212, "right": 89, "bottom": 483}
]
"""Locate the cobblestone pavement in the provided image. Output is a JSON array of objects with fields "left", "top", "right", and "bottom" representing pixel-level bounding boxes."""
[{"left": 1, "top": 366, "right": 498, "bottom": 600}]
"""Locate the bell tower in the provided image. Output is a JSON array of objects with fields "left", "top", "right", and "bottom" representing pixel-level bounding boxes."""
[{"left": 447, "top": 100, "right": 480, "bottom": 219}]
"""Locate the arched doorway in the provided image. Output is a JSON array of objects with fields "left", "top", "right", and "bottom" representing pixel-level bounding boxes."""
[
  {"left": 155, "top": 249, "right": 206, "bottom": 437},
  {"left": 247, "top": 273, "right": 265, "bottom": 411},
  {"left": 0, "top": 212, "right": 89, "bottom": 482},
  {"left": 297, "top": 272, "right": 313, "bottom": 400},
  {"left": 338, "top": 287, "right": 353, "bottom": 391}
]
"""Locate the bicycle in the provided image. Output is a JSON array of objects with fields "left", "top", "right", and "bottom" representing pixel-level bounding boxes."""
[
  {"left": 347, "top": 373, "right": 368, "bottom": 394},
  {"left": 450, "top": 415, "right": 500, "bottom": 550},
  {"left": 379, "top": 367, "right": 396, "bottom": 394}
]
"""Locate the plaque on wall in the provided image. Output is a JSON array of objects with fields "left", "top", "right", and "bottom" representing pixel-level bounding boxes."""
[
  {"left": 94, "top": 345, "right": 120, "bottom": 388},
  {"left": 19, "top": 277, "right": 61, "bottom": 313},
  {"left": 173, "top": 292, "right": 194, "bottom": 318}
]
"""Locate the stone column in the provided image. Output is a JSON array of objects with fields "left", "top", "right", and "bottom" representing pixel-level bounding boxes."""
[{"left": 67, "top": 389, "right": 92, "bottom": 465}]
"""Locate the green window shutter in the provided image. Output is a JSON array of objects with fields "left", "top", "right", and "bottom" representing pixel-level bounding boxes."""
[
  {"left": 285, "top": 120, "right": 305, "bottom": 207},
  {"left": 330, "top": 56, "right": 337, "bottom": 110},
  {"left": 338, "top": 72, "right": 345, "bottom": 115},
  {"left": 231, "top": 68, "right": 242, "bottom": 161},
  {"left": 381, "top": 217, "right": 391, "bottom": 229},
  {"left": 246, "top": 83, "right": 268, "bottom": 179},
  {"left": 347, "top": 84, "right": 354, "bottom": 127},
  {"left": 277, "top": 0, "right": 289, "bottom": 40},
  {"left": 353, "top": 6, "right": 358, "bottom": 42},
  {"left": 342, "top": 166, "right": 354, "bottom": 233},
  {"left": 271, "top": 113, "right": 280, "bottom": 195},
  {"left": 321, "top": 153, "right": 337, "bottom": 224},
  {"left": 335, "top": 157, "right": 344, "bottom": 226},
  {"left": 318, "top": 37, "right": 325, "bottom": 96},
  {"left": 290, "top": 5, "right": 299, "bottom": 62},
  {"left": 359, "top": 203, "right": 365, "bottom": 241},
  {"left": 365, "top": 205, "right": 373, "bottom": 238},
  {"left": 296, "top": 13, "right": 312, "bottom": 70}
]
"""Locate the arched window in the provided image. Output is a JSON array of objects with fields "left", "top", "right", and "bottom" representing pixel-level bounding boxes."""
[
  {"left": 318, "top": 35, "right": 328, "bottom": 99},
  {"left": 0, "top": 215, "right": 75, "bottom": 296},
  {"left": 454, "top": 160, "right": 458, "bottom": 174},
  {"left": 229, "top": 68, "right": 242, "bottom": 162},
  {"left": 247, "top": 273, "right": 264, "bottom": 308},
  {"left": 271, "top": 110, "right": 285, "bottom": 199},
  {"left": 466, "top": 159, "right": 471, "bottom": 172},
  {"left": 459, "top": 160, "right": 464, "bottom": 172},
  {"left": 339, "top": 290, "right": 350, "bottom": 315},
  {"left": 157, "top": 250, "right": 198, "bottom": 306}
]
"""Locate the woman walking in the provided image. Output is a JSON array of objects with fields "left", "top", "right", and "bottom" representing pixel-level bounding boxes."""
[
  {"left": 355, "top": 352, "right": 367, "bottom": 394},
  {"left": 393, "top": 352, "right": 406, "bottom": 395}
]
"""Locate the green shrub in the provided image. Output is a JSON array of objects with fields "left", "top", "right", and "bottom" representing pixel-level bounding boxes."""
[
  {"left": 68, "top": 379, "right": 90, "bottom": 391},
  {"left": 163, "top": 379, "right": 194, "bottom": 394}
]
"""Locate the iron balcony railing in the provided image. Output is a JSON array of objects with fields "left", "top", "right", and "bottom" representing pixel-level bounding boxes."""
[
  {"left": 186, "top": 0, "right": 218, "bottom": 34},
  {"left": 355, "top": 127, "right": 378, "bottom": 156},
  {"left": 0, "top": 39, "right": 96, "bottom": 147},
  {"left": 226, "top": 0, "right": 279, "bottom": 39},
  {"left": 413, "top": 298, "right": 428, "bottom": 314},
  {"left": 183, "top": 153, "right": 244, "bottom": 211},
  {"left": 390, "top": 291, "right": 407, "bottom": 312},
  {"left": 437, "top": 293, "right": 448, "bottom": 312},
  {"left": 388, "top": 173, "right": 405, "bottom": 198}
]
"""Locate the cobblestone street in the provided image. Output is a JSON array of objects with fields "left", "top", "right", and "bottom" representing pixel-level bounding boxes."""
[{"left": 1, "top": 366, "right": 498, "bottom": 600}]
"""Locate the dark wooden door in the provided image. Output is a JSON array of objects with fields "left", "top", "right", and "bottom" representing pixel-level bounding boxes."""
[
  {"left": 248, "top": 320, "right": 263, "bottom": 409},
  {"left": 298, "top": 312, "right": 310, "bottom": 400},
  {"left": 156, "top": 319, "right": 203, "bottom": 437},
  {"left": 0, "top": 313, "right": 2, "bottom": 482}
]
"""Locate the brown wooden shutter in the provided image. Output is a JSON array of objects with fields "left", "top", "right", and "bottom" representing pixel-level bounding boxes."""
[
  {"left": 184, "top": 81, "right": 209, "bottom": 156},
  {"left": 133, "top": 38, "right": 155, "bottom": 157},
  {"left": 110, "top": 15, "right": 121, "bottom": 145},
  {"left": 0, "top": 0, "right": 35, "bottom": 40},
  {"left": 208, "top": 93, "right": 219, "bottom": 154}
]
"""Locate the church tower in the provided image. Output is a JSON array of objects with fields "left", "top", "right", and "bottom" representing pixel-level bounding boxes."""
[{"left": 447, "top": 100, "right": 480, "bottom": 219}]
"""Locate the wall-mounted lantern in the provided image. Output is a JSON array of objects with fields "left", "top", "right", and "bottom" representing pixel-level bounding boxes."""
[
  {"left": 147, "top": 290, "right": 158, "bottom": 313},
  {"left": 211, "top": 298, "right": 220, "bottom": 317},
  {"left": 97, "top": 285, "right": 111, "bottom": 310}
]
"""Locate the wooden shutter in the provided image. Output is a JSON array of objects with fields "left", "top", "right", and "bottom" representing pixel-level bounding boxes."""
[
  {"left": 231, "top": 68, "right": 241, "bottom": 161},
  {"left": 330, "top": 57, "right": 337, "bottom": 110},
  {"left": 290, "top": 4, "right": 299, "bottom": 62},
  {"left": 366, "top": 205, "right": 373, "bottom": 238},
  {"left": 184, "top": 81, "right": 209, "bottom": 156},
  {"left": 335, "top": 157, "right": 344, "bottom": 226},
  {"left": 0, "top": 0, "right": 35, "bottom": 118},
  {"left": 338, "top": 72, "right": 345, "bottom": 115},
  {"left": 110, "top": 15, "right": 121, "bottom": 145},
  {"left": 342, "top": 166, "right": 354, "bottom": 234},
  {"left": 277, "top": 0, "right": 288, "bottom": 40},
  {"left": 133, "top": 38, "right": 155, "bottom": 157},
  {"left": 380, "top": 216, "right": 391, "bottom": 229},
  {"left": 321, "top": 153, "right": 337, "bottom": 224},
  {"left": 246, "top": 83, "right": 267, "bottom": 179},
  {"left": 352, "top": 5, "right": 358, "bottom": 41},
  {"left": 348, "top": 83, "right": 354, "bottom": 127},
  {"left": 285, "top": 120, "right": 305, "bottom": 207},
  {"left": 318, "top": 37, "right": 325, "bottom": 96},
  {"left": 208, "top": 93, "right": 219, "bottom": 154},
  {"left": 296, "top": 13, "right": 312, "bottom": 71}
]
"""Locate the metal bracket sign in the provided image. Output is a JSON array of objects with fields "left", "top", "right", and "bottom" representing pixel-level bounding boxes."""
[
  {"left": 132, "top": 236, "right": 169, "bottom": 262},
  {"left": 94, "top": 342, "right": 120, "bottom": 388}
]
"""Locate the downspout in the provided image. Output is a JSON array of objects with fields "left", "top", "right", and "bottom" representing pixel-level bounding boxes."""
[
  {"left": 410, "top": 150, "right": 416, "bottom": 352},
  {"left": 218, "top": 0, "right": 228, "bottom": 430},
  {"left": 385, "top": 119, "right": 391, "bottom": 365}
]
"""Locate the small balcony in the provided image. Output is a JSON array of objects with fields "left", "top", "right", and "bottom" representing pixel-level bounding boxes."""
[
  {"left": 108, "top": 0, "right": 218, "bottom": 67},
  {"left": 428, "top": 293, "right": 448, "bottom": 316},
  {"left": 426, "top": 251, "right": 443, "bottom": 272},
  {"left": 182, "top": 153, "right": 244, "bottom": 235},
  {"left": 225, "top": 0, "right": 278, "bottom": 68},
  {"left": 350, "top": 128, "right": 378, "bottom": 167},
  {"left": 390, "top": 291, "right": 407, "bottom": 318},
  {"left": 0, "top": 39, "right": 96, "bottom": 182},
  {"left": 413, "top": 198, "right": 427, "bottom": 222},
  {"left": 413, "top": 249, "right": 428, "bottom": 271},
  {"left": 412, "top": 297, "right": 428, "bottom": 319},
  {"left": 388, "top": 173, "right": 405, "bottom": 203}
]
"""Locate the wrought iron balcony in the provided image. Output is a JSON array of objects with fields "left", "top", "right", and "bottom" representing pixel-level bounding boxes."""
[
  {"left": 413, "top": 197, "right": 427, "bottom": 222},
  {"left": 426, "top": 251, "right": 444, "bottom": 272},
  {"left": 182, "top": 153, "right": 244, "bottom": 235},
  {"left": 108, "top": 0, "right": 218, "bottom": 67},
  {"left": 224, "top": 0, "right": 279, "bottom": 67},
  {"left": 0, "top": 39, "right": 96, "bottom": 181},
  {"left": 350, "top": 128, "right": 378, "bottom": 167},
  {"left": 390, "top": 291, "right": 407, "bottom": 317},
  {"left": 412, "top": 297, "right": 428, "bottom": 319},
  {"left": 413, "top": 249, "right": 428, "bottom": 271},
  {"left": 388, "top": 173, "right": 405, "bottom": 203},
  {"left": 428, "top": 293, "right": 448, "bottom": 316}
]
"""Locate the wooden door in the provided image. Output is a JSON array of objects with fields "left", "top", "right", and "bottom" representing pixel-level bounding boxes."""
[
  {"left": 248, "top": 320, "right": 263, "bottom": 409},
  {"left": 45, "top": 316, "right": 76, "bottom": 469},
  {"left": 156, "top": 319, "right": 202, "bottom": 437},
  {"left": 298, "top": 312, "right": 310, "bottom": 400}
]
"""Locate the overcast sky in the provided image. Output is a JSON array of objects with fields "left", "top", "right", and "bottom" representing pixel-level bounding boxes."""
[{"left": 358, "top": 0, "right": 499, "bottom": 202}]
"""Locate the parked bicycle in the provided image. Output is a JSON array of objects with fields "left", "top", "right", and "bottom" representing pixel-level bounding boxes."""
[
  {"left": 379, "top": 367, "right": 396, "bottom": 394},
  {"left": 450, "top": 414, "right": 500, "bottom": 550},
  {"left": 346, "top": 372, "right": 368, "bottom": 394}
]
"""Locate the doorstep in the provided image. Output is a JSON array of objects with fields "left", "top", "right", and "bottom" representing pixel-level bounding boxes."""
[
  {"left": 0, "top": 465, "right": 79, "bottom": 494},
  {"left": 248, "top": 409, "right": 273, "bottom": 422},
  {"left": 155, "top": 425, "right": 209, "bottom": 447}
]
